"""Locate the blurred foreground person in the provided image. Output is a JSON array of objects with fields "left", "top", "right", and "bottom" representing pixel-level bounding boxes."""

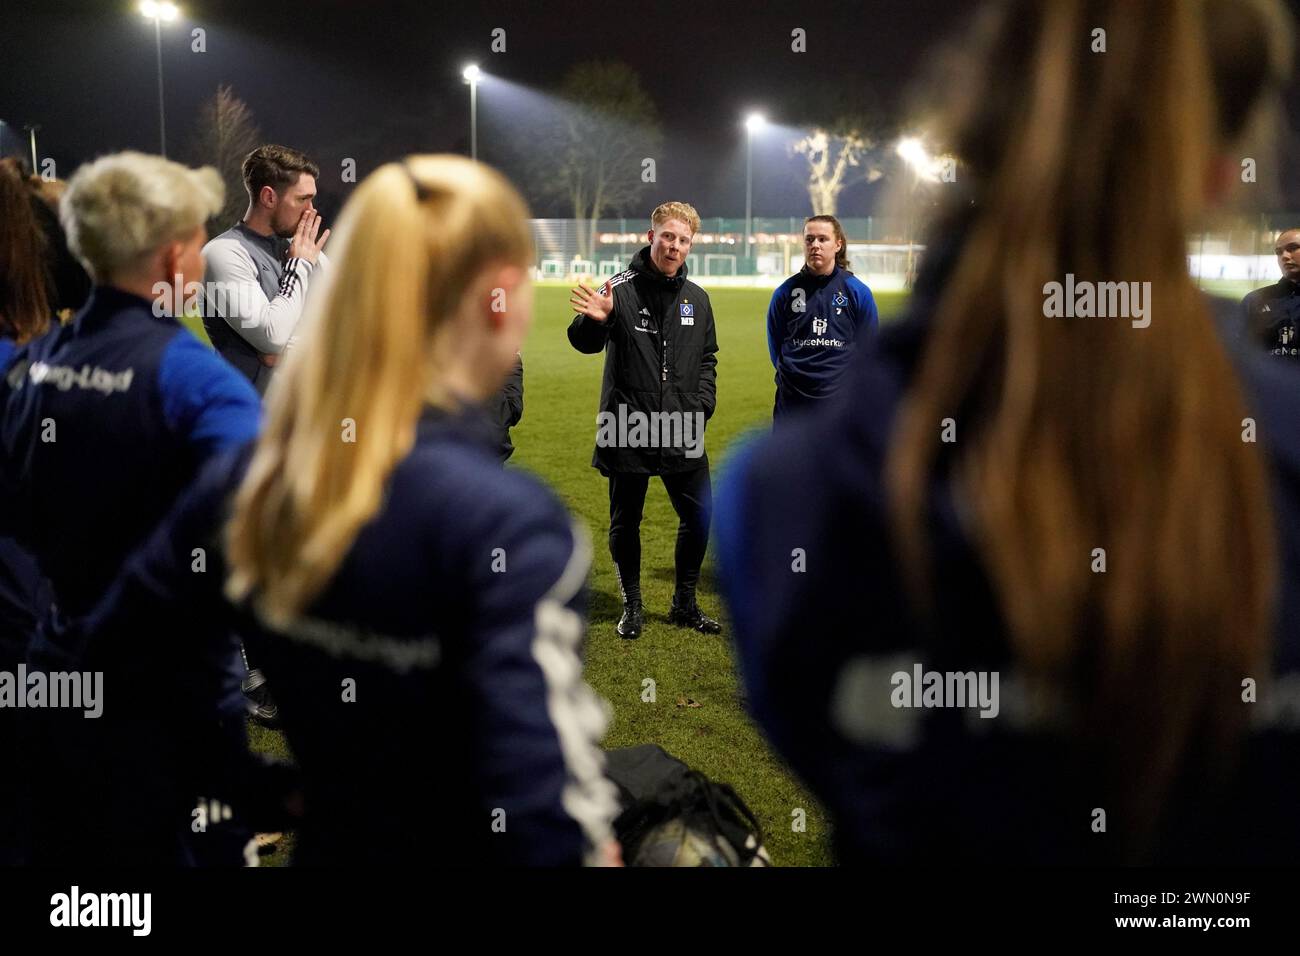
[
  {"left": 0, "top": 152, "right": 266, "bottom": 864},
  {"left": 0, "top": 156, "right": 56, "bottom": 865},
  {"left": 0, "top": 158, "right": 55, "bottom": 642},
  {"left": 24, "top": 166, "right": 93, "bottom": 315},
  {"left": 83, "top": 156, "right": 621, "bottom": 865},
  {"left": 717, "top": 0, "right": 1300, "bottom": 864},
  {"left": 0, "top": 158, "right": 91, "bottom": 318},
  {"left": 1, "top": 153, "right": 263, "bottom": 622},
  {"left": 490, "top": 353, "right": 524, "bottom": 462}
]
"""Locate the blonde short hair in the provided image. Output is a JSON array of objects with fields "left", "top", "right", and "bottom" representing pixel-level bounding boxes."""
[
  {"left": 650, "top": 201, "right": 700, "bottom": 236},
  {"left": 60, "top": 151, "right": 223, "bottom": 281}
]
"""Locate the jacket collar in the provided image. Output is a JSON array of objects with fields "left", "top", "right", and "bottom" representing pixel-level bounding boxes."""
[
  {"left": 235, "top": 221, "right": 290, "bottom": 258},
  {"left": 417, "top": 398, "right": 499, "bottom": 454},
  {"left": 800, "top": 263, "right": 841, "bottom": 285},
  {"left": 73, "top": 285, "right": 166, "bottom": 333}
]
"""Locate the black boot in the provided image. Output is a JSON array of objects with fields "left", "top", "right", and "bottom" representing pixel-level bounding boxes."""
[
  {"left": 668, "top": 597, "right": 722, "bottom": 634},
  {"left": 242, "top": 668, "right": 281, "bottom": 727},
  {"left": 616, "top": 600, "right": 644, "bottom": 640}
]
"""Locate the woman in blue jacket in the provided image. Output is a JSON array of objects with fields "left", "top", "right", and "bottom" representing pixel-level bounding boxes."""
[
  {"left": 82, "top": 156, "right": 622, "bottom": 866},
  {"left": 766, "top": 215, "right": 878, "bottom": 419},
  {"left": 717, "top": 0, "right": 1300, "bottom": 864},
  {"left": 0, "top": 150, "right": 57, "bottom": 865},
  {"left": 0, "top": 152, "right": 267, "bottom": 866}
]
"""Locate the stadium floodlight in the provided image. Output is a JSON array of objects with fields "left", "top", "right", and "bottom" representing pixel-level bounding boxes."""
[
  {"left": 139, "top": 2, "right": 180, "bottom": 156},
  {"left": 140, "top": 1, "right": 179, "bottom": 21},
  {"left": 896, "top": 136, "right": 942, "bottom": 280},
  {"left": 744, "top": 111, "right": 768, "bottom": 275},
  {"left": 896, "top": 136, "right": 940, "bottom": 183},
  {"left": 462, "top": 64, "right": 482, "bottom": 161}
]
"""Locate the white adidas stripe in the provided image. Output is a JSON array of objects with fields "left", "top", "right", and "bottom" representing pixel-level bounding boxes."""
[{"left": 530, "top": 520, "right": 620, "bottom": 865}]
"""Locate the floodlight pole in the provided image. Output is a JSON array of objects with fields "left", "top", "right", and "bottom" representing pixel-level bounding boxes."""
[
  {"left": 153, "top": 16, "right": 167, "bottom": 157},
  {"left": 26, "top": 125, "right": 39, "bottom": 174},
  {"left": 745, "top": 128, "right": 754, "bottom": 275},
  {"left": 469, "top": 79, "right": 478, "bottom": 162},
  {"left": 906, "top": 165, "right": 921, "bottom": 285}
]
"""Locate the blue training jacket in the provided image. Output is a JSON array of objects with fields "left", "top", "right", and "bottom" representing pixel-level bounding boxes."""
[
  {"left": 719, "top": 274, "right": 1300, "bottom": 865},
  {"left": 0, "top": 287, "right": 264, "bottom": 866},
  {"left": 82, "top": 403, "right": 621, "bottom": 866},
  {"left": 766, "top": 264, "right": 878, "bottom": 400},
  {"left": 0, "top": 335, "right": 49, "bottom": 657},
  {"left": 0, "top": 286, "right": 262, "bottom": 621},
  {"left": 0, "top": 334, "right": 52, "bottom": 865}
]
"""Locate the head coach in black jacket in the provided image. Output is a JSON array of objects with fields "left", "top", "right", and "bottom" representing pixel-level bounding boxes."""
[{"left": 568, "top": 202, "right": 721, "bottom": 640}]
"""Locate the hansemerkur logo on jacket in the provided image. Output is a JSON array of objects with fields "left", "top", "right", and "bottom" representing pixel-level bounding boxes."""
[
  {"left": 767, "top": 263, "right": 879, "bottom": 401},
  {"left": 1242, "top": 276, "right": 1300, "bottom": 357}
]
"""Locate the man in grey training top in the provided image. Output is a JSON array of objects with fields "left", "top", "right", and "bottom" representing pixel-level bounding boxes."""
[
  {"left": 200, "top": 145, "right": 330, "bottom": 723},
  {"left": 201, "top": 144, "right": 331, "bottom": 396}
]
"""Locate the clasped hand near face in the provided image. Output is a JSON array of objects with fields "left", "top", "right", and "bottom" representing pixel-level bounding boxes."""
[{"left": 288, "top": 207, "right": 330, "bottom": 265}]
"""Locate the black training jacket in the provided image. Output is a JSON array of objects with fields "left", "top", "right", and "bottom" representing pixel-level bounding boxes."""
[{"left": 567, "top": 247, "right": 718, "bottom": 475}]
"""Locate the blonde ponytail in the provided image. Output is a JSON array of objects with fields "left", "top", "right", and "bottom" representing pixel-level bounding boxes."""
[{"left": 225, "top": 156, "right": 533, "bottom": 625}]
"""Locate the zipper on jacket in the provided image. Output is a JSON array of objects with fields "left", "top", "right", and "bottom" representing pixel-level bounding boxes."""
[{"left": 660, "top": 313, "right": 668, "bottom": 382}]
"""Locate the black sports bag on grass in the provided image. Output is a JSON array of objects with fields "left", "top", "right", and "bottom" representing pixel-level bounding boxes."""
[{"left": 604, "top": 744, "right": 771, "bottom": 867}]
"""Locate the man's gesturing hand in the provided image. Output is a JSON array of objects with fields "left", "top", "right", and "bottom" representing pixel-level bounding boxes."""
[
  {"left": 570, "top": 280, "right": 614, "bottom": 323},
  {"left": 289, "top": 209, "right": 330, "bottom": 265}
]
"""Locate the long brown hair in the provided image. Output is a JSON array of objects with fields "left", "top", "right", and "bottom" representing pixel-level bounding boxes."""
[
  {"left": 0, "top": 159, "right": 51, "bottom": 343},
  {"left": 805, "top": 214, "right": 849, "bottom": 271},
  {"left": 885, "top": 0, "right": 1290, "bottom": 858},
  {"left": 225, "top": 156, "right": 533, "bottom": 626}
]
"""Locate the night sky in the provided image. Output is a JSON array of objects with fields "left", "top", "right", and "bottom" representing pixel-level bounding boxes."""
[{"left": 3, "top": 0, "right": 1299, "bottom": 223}]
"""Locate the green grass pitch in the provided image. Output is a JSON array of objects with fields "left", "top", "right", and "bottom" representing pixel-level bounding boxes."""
[{"left": 191, "top": 284, "right": 911, "bottom": 866}]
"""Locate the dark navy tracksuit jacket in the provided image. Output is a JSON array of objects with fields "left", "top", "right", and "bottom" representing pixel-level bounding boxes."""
[
  {"left": 766, "top": 265, "right": 878, "bottom": 408},
  {"left": 0, "top": 286, "right": 265, "bottom": 865},
  {"left": 567, "top": 248, "right": 719, "bottom": 476},
  {"left": 84, "top": 404, "right": 621, "bottom": 866},
  {"left": 1241, "top": 276, "right": 1300, "bottom": 357},
  {"left": 0, "top": 336, "right": 48, "bottom": 655},
  {"left": 0, "top": 334, "right": 53, "bottom": 864},
  {"left": 719, "top": 266, "right": 1300, "bottom": 864},
  {"left": 1, "top": 287, "right": 262, "bottom": 621}
]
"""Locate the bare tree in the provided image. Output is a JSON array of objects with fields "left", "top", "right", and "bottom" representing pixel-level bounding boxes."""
[
  {"left": 793, "top": 125, "right": 886, "bottom": 217},
  {"left": 525, "top": 62, "right": 663, "bottom": 259},
  {"left": 188, "top": 85, "right": 261, "bottom": 233}
]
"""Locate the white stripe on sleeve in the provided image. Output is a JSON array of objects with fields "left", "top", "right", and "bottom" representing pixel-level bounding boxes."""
[{"left": 530, "top": 520, "right": 621, "bottom": 865}]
